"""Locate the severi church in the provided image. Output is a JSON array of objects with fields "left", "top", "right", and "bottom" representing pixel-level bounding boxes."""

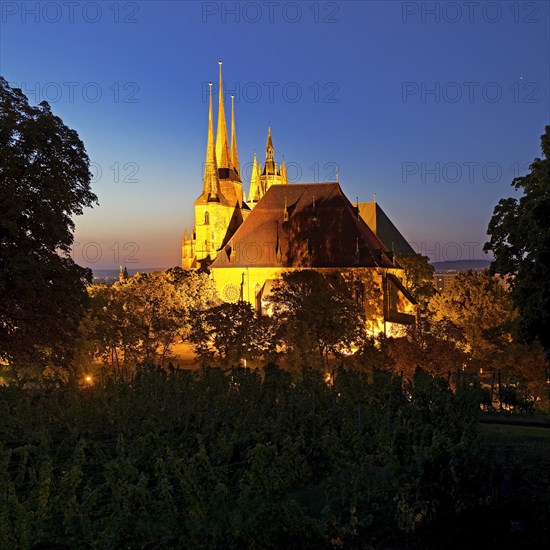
[{"left": 182, "top": 63, "right": 416, "bottom": 332}]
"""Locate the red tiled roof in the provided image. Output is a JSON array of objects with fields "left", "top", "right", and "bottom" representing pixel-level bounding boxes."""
[{"left": 211, "top": 183, "right": 395, "bottom": 269}]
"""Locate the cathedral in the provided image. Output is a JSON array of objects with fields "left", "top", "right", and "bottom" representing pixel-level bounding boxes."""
[{"left": 182, "top": 63, "right": 416, "bottom": 332}]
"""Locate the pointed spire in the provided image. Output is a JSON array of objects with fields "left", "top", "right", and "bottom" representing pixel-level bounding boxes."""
[
  {"left": 203, "top": 82, "right": 220, "bottom": 201},
  {"left": 230, "top": 95, "right": 239, "bottom": 175},
  {"left": 266, "top": 126, "right": 274, "bottom": 161},
  {"left": 248, "top": 152, "right": 261, "bottom": 203},
  {"left": 256, "top": 154, "right": 263, "bottom": 193},
  {"left": 215, "top": 61, "right": 231, "bottom": 170},
  {"left": 275, "top": 221, "right": 282, "bottom": 262},
  {"left": 280, "top": 157, "right": 288, "bottom": 184},
  {"left": 264, "top": 126, "right": 276, "bottom": 187}
]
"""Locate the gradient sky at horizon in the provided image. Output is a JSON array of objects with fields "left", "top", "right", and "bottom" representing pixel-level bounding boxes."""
[{"left": 1, "top": 0, "right": 549, "bottom": 269}]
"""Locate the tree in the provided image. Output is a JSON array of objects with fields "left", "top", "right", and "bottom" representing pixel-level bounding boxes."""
[
  {"left": 163, "top": 267, "right": 219, "bottom": 341},
  {"left": 267, "top": 270, "right": 366, "bottom": 369},
  {"left": 388, "top": 313, "right": 468, "bottom": 379},
  {"left": 0, "top": 78, "right": 97, "bottom": 378},
  {"left": 396, "top": 253, "right": 435, "bottom": 307},
  {"left": 79, "top": 268, "right": 219, "bottom": 375},
  {"left": 484, "top": 125, "right": 550, "bottom": 356},
  {"left": 428, "top": 269, "right": 516, "bottom": 361},
  {"left": 191, "top": 301, "right": 272, "bottom": 367}
]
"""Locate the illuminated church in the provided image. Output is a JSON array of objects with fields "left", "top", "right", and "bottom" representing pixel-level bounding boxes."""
[{"left": 182, "top": 63, "right": 416, "bottom": 330}]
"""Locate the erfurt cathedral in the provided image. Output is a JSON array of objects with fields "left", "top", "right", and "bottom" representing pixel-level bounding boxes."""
[{"left": 182, "top": 62, "right": 416, "bottom": 332}]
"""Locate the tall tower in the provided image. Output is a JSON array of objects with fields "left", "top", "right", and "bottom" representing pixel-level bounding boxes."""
[
  {"left": 230, "top": 95, "right": 239, "bottom": 176},
  {"left": 215, "top": 61, "right": 231, "bottom": 171},
  {"left": 182, "top": 63, "right": 248, "bottom": 269},
  {"left": 215, "top": 61, "right": 244, "bottom": 208},
  {"left": 244, "top": 127, "right": 289, "bottom": 210},
  {"left": 248, "top": 152, "right": 262, "bottom": 205},
  {"left": 183, "top": 81, "right": 229, "bottom": 268}
]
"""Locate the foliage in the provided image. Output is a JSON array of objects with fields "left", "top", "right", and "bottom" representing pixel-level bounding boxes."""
[
  {"left": 190, "top": 301, "right": 274, "bottom": 367},
  {"left": 428, "top": 269, "right": 516, "bottom": 361},
  {"left": 79, "top": 268, "right": 218, "bottom": 375},
  {"left": 338, "top": 268, "right": 384, "bottom": 335},
  {"left": 349, "top": 334, "right": 396, "bottom": 373},
  {"left": 425, "top": 269, "right": 549, "bottom": 404},
  {"left": 267, "top": 270, "right": 366, "bottom": 369},
  {"left": 0, "top": 365, "right": 484, "bottom": 548},
  {"left": 396, "top": 253, "right": 435, "bottom": 307},
  {"left": 484, "top": 125, "right": 550, "bottom": 356},
  {"left": 388, "top": 313, "right": 468, "bottom": 379},
  {"left": 0, "top": 77, "right": 97, "bottom": 378}
]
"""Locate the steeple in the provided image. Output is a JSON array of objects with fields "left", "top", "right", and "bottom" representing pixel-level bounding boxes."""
[
  {"left": 248, "top": 152, "right": 261, "bottom": 203},
  {"left": 203, "top": 82, "right": 220, "bottom": 201},
  {"left": 264, "top": 126, "right": 276, "bottom": 178},
  {"left": 215, "top": 61, "right": 231, "bottom": 170},
  {"left": 280, "top": 157, "right": 288, "bottom": 185},
  {"left": 230, "top": 95, "right": 239, "bottom": 175},
  {"left": 266, "top": 126, "right": 274, "bottom": 161}
]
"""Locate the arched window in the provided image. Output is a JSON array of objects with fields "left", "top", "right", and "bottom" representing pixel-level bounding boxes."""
[{"left": 204, "top": 211, "right": 210, "bottom": 225}]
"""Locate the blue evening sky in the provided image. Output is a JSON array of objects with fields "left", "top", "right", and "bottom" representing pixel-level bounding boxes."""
[{"left": 1, "top": 1, "right": 548, "bottom": 268}]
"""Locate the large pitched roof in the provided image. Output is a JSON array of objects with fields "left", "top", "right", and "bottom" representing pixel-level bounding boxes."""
[
  {"left": 211, "top": 183, "right": 395, "bottom": 269},
  {"left": 357, "top": 202, "right": 415, "bottom": 255}
]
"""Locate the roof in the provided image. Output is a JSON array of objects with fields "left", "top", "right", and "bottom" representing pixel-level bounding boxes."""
[
  {"left": 357, "top": 202, "right": 415, "bottom": 255},
  {"left": 211, "top": 183, "right": 395, "bottom": 269}
]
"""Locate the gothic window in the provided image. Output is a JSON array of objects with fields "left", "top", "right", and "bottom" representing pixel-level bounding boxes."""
[{"left": 204, "top": 211, "right": 210, "bottom": 225}]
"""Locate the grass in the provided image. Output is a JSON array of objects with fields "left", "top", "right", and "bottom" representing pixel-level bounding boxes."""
[{"left": 476, "top": 417, "right": 550, "bottom": 545}]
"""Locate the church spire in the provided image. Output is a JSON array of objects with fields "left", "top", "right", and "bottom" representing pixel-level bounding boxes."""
[
  {"left": 203, "top": 82, "right": 220, "bottom": 201},
  {"left": 280, "top": 156, "right": 288, "bottom": 185},
  {"left": 248, "top": 152, "right": 261, "bottom": 203},
  {"left": 230, "top": 95, "right": 239, "bottom": 175},
  {"left": 264, "top": 126, "right": 276, "bottom": 182},
  {"left": 266, "top": 126, "right": 274, "bottom": 161},
  {"left": 215, "top": 61, "right": 231, "bottom": 170}
]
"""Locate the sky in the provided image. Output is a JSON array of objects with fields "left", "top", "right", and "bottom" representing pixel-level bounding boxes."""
[{"left": 1, "top": 0, "right": 549, "bottom": 269}]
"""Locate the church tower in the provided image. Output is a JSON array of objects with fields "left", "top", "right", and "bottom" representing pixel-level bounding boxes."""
[
  {"left": 182, "top": 63, "right": 247, "bottom": 269},
  {"left": 182, "top": 63, "right": 289, "bottom": 268},
  {"left": 246, "top": 127, "right": 288, "bottom": 209}
]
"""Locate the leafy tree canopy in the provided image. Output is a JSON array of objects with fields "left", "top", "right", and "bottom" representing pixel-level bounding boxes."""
[
  {"left": 79, "top": 268, "right": 218, "bottom": 374},
  {"left": 0, "top": 77, "right": 97, "bottom": 377},
  {"left": 191, "top": 300, "right": 272, "bottom": 367},
  {"left": 267, "top": 270, "right": 366, "bottom": 368},
  {"left": 396, "top": 252, "right": 435, "bottom": 307},
  {"left": 484, "top": 125, "right": 550, "bottom": 355},
  {"left": 428, "top": 269, "right": 516, "bottom": 361}
]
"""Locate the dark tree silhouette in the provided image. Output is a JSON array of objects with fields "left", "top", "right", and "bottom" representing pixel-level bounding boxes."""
[
  {"left": 0, "top": 77, "right": 97, "bottom": 377},
  {"left": 267, "top": 269, "right": 365, "bottom": 368},
  {"left": 484, "top": 125, "right": 550, "bottom": 356}
]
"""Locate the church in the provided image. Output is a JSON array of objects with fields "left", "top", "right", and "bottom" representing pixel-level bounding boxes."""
[{"left": 182, "top": 63, "right": 416, "bottom": 332}]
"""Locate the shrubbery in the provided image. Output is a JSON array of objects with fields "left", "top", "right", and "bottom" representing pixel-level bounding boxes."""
[{"left": 0, "top": 365, "right": 483, "bottom": 548}]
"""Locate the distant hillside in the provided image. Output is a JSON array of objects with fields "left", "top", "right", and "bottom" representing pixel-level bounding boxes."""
[{"left": 431, "top": 259, "right": 491, "bottom": 273}]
